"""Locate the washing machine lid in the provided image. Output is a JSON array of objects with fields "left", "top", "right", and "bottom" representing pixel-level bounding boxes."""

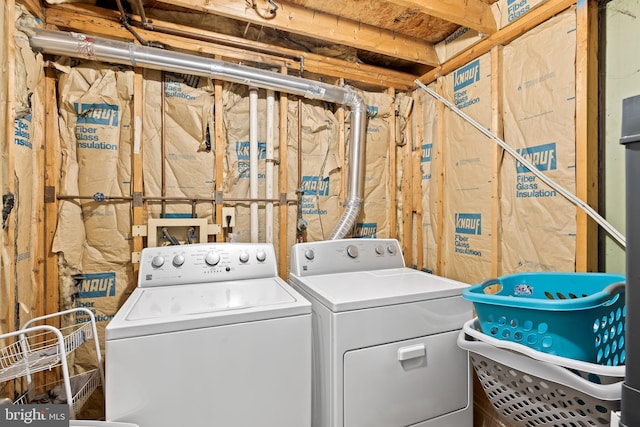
[
  {"left": 106, "top": 277, "right": 310, "bottom": 340},
  {"left": 289, "top": 268, "right": 468, "bottom": 312}
]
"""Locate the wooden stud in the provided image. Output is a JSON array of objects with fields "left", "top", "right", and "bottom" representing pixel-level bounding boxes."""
[
  {"left": 2, "top": 0, "right": 17, "bottom": 333},
  {"left": 435, "top": 80, "right": 446, "bottom": 276},
  {"left": 402, "top": 107, "right": 414, "bottom": 265},
  {"left": 387, "top": 88, "right": 397, "bottom": 240},
  {"left": 131, "top": 69, "right": 144, "bottom": 277},
  {"left": 412, "top": 93, "right": 424, "bottom": 270},
  {"left": 214, "top": 78, "right": 225, "bottom": 240},
  {"left": 278, "top": 67, "right": 289, "bottom": 279},
  {"left": 418, "top": 0, "right": 578, "bottom": 85},
  {"left": 575, "top": 0, "right": 599, "bottom": 272},
  {"left": 490, "top": 46, "right": 504, "bottom": 278},
  {"left": 147, "top": 0, "right": 439, "bottom": 65},
  {"left": 44, "top": 65, "right": 60, "bottom": 326},
  {"left": 33, "top": 60, "right": 46, "bottom": 322}
]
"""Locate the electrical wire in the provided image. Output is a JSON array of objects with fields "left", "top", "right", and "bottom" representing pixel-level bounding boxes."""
[{"left": 415, "top": 79, "right": 626, "bottom": 248}]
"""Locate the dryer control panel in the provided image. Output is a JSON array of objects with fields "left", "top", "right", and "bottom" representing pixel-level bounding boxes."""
[
  {"left": 290, "top": 238, "right": 404, "bottom": 276},
  {"left": 138, "top": 242, "right": 278, "bottom": 287}
]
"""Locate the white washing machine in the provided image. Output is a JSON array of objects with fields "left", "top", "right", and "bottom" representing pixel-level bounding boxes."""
[
  {"left": 105, "top": 242, "right": 311, "bottom": 427},
  {"left": 288, "top": 238, "right": 473, "bottom": 427}
]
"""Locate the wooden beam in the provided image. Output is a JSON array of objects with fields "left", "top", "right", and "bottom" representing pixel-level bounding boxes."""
[
  {"left": 44, "top": 65, "right": 60, "bottom": 323},
  {"left": 43, "top": 64, "right": 61, "bottom": 386},
  {"left": 2, "top": 0, "right": 17, "bottom": 333},
  {"left": 214, "top": 79, "right": 225, "bottom": 241},
  {"left": 412, "top": 93, "right": 423, "bottom": 270},
  {"left": 418, "top": 0, "right": 577, "bottom": 85},
  {"left": 278, "top": 68, "right": 289, "bottom": 279},
  {"left": 490, "top": 46, "right": 504, "bottom": 278},
  {"left": 435, "top": 80, "right": 446, "bottom": 276},
  {"left": 385, "top": 0, "right": 497, "bottom": 34},
  {"left": 402, "top": 110, "right": 414, "bottom": 265},
  {"left": 45, "top": 4, "right": 416, "bottom": 90},
  {"left": 132, "top": 68, "right": 144, "bottom": 276},
  {"left": 575, "top": 0, "right": 598, "bottom": 272},
  {"left": 149, "top": 0, "right": 439, "bottom": 66},
  {"left": 388, "top": 88, "right": 397, "bottom": 240}
]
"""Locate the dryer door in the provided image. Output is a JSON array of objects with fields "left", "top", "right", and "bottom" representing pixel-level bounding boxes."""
[{"left": 343, "top": 330, "right": 469, "bottom": 427}]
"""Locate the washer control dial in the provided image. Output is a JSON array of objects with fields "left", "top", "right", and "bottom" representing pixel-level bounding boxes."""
[
  {"left": 239, "top": 251, "right": 250, "bottom": 263},
  {"left": 375, "top": 245, "right": 384, "bottom": 255},
  {"left": 346, "top": 245, "right": 359, "bottom": 259},
  {"left": 151, "top": 255, "right": 165, "bottom": 268},
  {"left": 387, "top": 245, "right": 397, "bottom": 255},
  {"left": 172, "top": 255, "right": 185, "bottom": 267},
  {"left": 256, "top": 249, "right": 267, "bottom": 262},
  {"left": 205, "top": 252, "right": 221, "bottom": 266},
  {"left": 305, "top": 249, "right": 315, "bottom": 260}
]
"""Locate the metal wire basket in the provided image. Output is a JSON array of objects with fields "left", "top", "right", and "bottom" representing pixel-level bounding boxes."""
[{"left": 458, "top": 319, "right": 624, "bottom": 427}]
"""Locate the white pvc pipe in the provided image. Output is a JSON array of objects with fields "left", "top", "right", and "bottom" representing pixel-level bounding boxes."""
[
  {"left": 249, "top": 88, "right": 259, "bottom": 243},
  {"left": 415, "top": 79, "right": 626, "bottom": 248},
  {"left": 266, "top": 90, "right": 275, "bottom": 243}
]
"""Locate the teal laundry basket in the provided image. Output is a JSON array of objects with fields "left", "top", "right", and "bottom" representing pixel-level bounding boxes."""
[{"left": 462, "top": 272, "right": 626, "bottom": 365}]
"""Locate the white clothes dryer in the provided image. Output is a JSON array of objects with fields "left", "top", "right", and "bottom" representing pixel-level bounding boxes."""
[
  {"left": 288, "top": 238, "right": 473, "bottom": 427},
  {"left": 105, "top": 243, "right": 311, "bottom": 427}
]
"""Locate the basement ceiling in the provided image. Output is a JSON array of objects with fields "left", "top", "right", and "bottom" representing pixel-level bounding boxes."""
[{"left": 42, "top": 0, "right": 500, "bottom": 88}]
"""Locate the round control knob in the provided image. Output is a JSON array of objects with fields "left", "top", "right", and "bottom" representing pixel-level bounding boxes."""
[
  {"left": 205, "top": 252, "right": 221, "bottom": 266},
  {"left": 151, "top": 255, "right": 165, "bottom": 268},
  {"left": 375, "top": 245, "right": 384, "bottom": 255},
  {"left": 346, "top": 245, "right": 359, "bottom": 259},
  {"left": 387, "top": 245, "right": 397, "bottom": 255},
  {"left": 256, "top": 249, "right": 267, "bottom": 262},
  {"left": 239, "top": 251, "right": 250, "bottom": 263},
  {"left": 172, "top": 255, "right": 185, "bottom": 267},
  {"left": 304, "top": 249, "right": 315, "bottom": 260}
]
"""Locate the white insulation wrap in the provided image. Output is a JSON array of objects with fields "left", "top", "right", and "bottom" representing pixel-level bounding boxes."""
[{"left": 28, "top": 28, "right": 368, "bottom": 239}]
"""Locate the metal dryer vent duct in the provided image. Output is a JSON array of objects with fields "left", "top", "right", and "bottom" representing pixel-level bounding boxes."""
[{"left": 28, "top": 28, "right": 367, "bottom": 240}]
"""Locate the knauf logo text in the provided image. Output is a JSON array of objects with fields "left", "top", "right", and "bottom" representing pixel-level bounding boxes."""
[
  {"left": 354, "top": 223, "right": 377, "bottom": 238},
  {"left": 454, "top": 60, "right": 480, "bottom": 91},
  {"left": 301, "top": 176, "right": 330, "bottom": 196},
  {"left": 77, "top": 272, "right": 116, "bottom": 298},
  {"left": 235, "top": 141, "right": 267, "bottom": 160},
  {"left": 422, "top": 144, "right": 432, "bottom": 162},
  {"left": 516, "top": 143, "right": 557, "bottom": 174},
  {"left": 455, "top": 213, "right": 482, "bottom": 235},
  {"left": 74, "top": 103, "right": 119, "bottom": 126}
]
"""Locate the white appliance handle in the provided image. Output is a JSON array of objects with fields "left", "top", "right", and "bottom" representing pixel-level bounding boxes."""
[{"left": 397, "top": 344, "right": 426, "bottom": 361}]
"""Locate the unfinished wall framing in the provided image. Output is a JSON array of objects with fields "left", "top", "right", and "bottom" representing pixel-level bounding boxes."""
[{"left": 2, "top": 0, "right": 600, "bottom": 421}]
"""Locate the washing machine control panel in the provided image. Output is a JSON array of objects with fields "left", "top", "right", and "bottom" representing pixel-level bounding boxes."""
[
  {"left": 290, "top": 238, "right": 404, "bottom": 276},
  {"left": 138, "top": 242, "right": 278, "bottom": 287}
]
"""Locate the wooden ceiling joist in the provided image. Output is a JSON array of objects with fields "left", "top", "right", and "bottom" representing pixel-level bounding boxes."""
[
  {"left": 45, "top": 4, "right": 417, "bottom": 90},
  {"left": 385, "top": 0, "right": 497, "bottom": 35},
  {"left": 147, "top": 0, "right": 440, "bottom": 66}
]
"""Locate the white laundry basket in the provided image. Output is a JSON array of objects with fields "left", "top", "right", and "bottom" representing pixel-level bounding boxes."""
[{"left": 458, "top": 318, "right": 624, "bottom": 427}]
